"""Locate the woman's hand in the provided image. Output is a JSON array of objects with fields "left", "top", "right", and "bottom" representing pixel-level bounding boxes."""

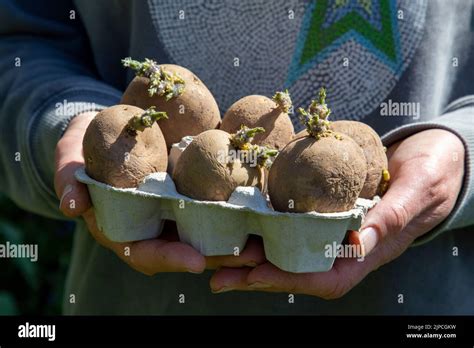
[
  {"left": 209, "top": 129, "right": 465, "bottom": 297},
  {"left": 54, "top": 112, "right": 265, "bottom": 276}
]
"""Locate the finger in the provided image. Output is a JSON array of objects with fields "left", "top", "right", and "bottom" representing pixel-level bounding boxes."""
[
  {"left": 217, "top": 255, "right": 379, "bottom": 298},
  {"left": 82, "top": 208, "right": 113, "bottom": 248},
  {"left": 117, "top": 239, "right": 206, "bottom": 275},
  {"left": 205, "top": 235, "right": 266, "bottom": 269},
  {"left": 358, "top": 161, "right": 426, "bottom": 256},
  {"left": 344, "top": 229, "right": 368, "bottom": 257},
  {"left": 55, "top": 160, "right": 91, "bottom": 217},
  {"left": 346, "top": 230, "right": 361, "bottom": 245},
  {"left": 210, "top": 267, "right": 253, "bottom": 293},
  {"left": 83, "top": 209, "right": 205, "bottom": 275},
  {"left": 54, "top": 113, "right": 96, "bottom": 217},
  {"left": 210, "top": 230, "right": 371, "bottom": 294}
]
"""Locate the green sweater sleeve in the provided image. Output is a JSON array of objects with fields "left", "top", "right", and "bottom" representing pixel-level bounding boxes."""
[
  {"left": 381, "top": 96, "right": 474, "bottom": 245},
  {"left": 0, "top": 0, "right": 121, "bottom": 220}
]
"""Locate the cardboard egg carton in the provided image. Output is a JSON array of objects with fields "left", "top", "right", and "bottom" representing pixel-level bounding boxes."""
[{"left": 76, "top": 136, "right": 377, "bottom": 273}]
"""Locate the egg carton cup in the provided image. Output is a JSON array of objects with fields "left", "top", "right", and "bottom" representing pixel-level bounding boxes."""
[{"left": 75, "top": 164, "right": 378, "bottom": 273}]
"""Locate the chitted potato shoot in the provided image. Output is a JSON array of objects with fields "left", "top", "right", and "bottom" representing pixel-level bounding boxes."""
[
  {"left": 121, "top": 57, "right": 221, "bottom": 149},
  {"left": 268, "top": 88, "right": 367, "bottom": 213},
  {"left": 173, "top": 127, "right": 278, "bottom": 201},
  {"left": 220, "top": 90, "right": 295, "bottom": 150},
  {"left": 83, "top": 105, "right": 168, "bottom": 188}
]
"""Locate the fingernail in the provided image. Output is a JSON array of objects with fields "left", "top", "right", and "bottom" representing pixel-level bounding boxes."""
[
  {"left": 59, "top": 184, "right": 73, "bottom": 208},
  {"left": 248, "top": 282, "right": 271, "bottom": 289},
  {"left": 188, "top": 269, "right": 204, "bottom": 274},
  {"left": 212, "top": 286, "right": 234, "bottom": 294},
  {"left": 245, "top": 261, "right": 258, "bottom": 267},
  {"left": 359, "top": 227, "right": 379, "bottom": 256}
]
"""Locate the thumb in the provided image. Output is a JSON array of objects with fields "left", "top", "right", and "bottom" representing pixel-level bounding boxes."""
[
  {"left": 54, "top": 112, "right": 97, "bottom": 217},
  {"left": 357, "top": 170, "right": 425, "bottom": 257}
]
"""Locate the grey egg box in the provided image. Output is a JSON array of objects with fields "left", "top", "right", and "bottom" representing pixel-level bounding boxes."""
[{"left": 75, "top": 137, "right": 377, "bottom": 273}]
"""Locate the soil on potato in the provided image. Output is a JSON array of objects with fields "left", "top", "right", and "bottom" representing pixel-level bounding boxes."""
[
  {"left": 268, "top": 134, "right": 367, "bottom": 213},
  {"left": 221, "top": 95, "right": 294, "bottom": 150},
  {"left": 83, "top": 104, "right": 168, "bottom": 188},
  {"left": 330, "top": 121, "right": 387, "bottom": 198},
  {"left": 172, "top": 129, "right": 260, "bottom": 201},
  {"left": 121, "top": 64, "right": 221, "bottom": 149}
]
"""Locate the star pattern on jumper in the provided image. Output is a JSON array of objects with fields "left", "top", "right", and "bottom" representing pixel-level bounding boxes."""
[{"left": 287, "top": 0, "right": 401, "bottom": 85}]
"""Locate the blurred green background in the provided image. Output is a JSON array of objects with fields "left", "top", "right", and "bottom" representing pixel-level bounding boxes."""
[{"left": 0, "top": 193, "right": 73, "bottom": 315}]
